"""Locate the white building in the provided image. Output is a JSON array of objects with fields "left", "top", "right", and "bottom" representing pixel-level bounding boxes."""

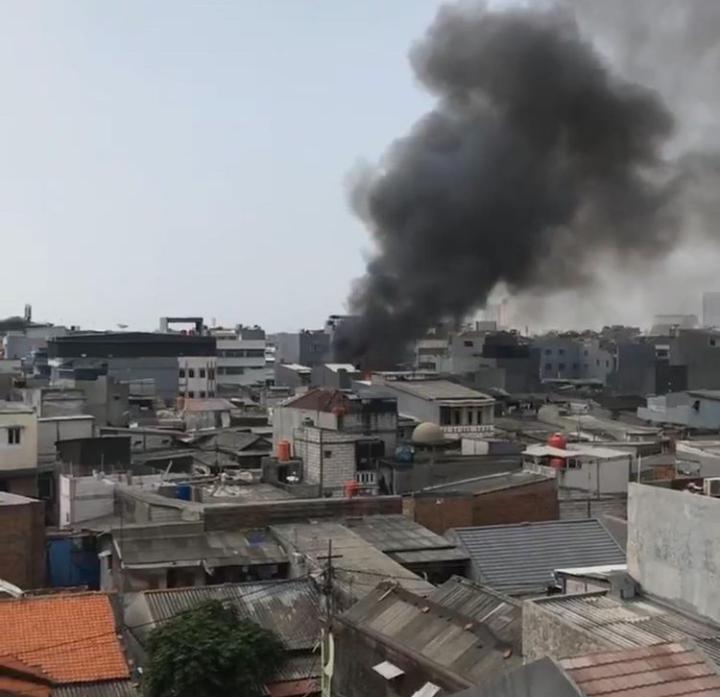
[
  {"left": 371, "top": 374, "right": 494, "bottom": 437},
  {"left": 522, "top": 443, "right": 631, "bottom": 495},
  {"left": 0, "top": 402, "right": 38, "bottom": 495},
  {"left": 178, "top": 356, "right": 217, "bottom": 400},
  {"left": 212, "top": 326, "right": 268, "bottom": 389}
]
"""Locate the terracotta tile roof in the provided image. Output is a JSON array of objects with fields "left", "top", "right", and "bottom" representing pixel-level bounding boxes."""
[
  {"left": 0, "top": 656, "right": 53, "bottom": 697},
  {"left": 0, "top": 593, "right": 129, "bottom": 685},
  {"left": 284, "top": 388, "right": 350, "bottom": 412},
  {"left": 560, "top": 642, "right": 720, "bottom": 697}
]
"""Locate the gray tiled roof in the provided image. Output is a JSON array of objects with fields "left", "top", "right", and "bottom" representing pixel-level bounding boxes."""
[
  {"left": 140, "top": 578, "right": 321, "bottom": 650},
  {"left": 450, "top": 519, "right": 625, "bottom": 595},
  {"left": 53, "top": 681, "right": 139, "bottom": 697}
]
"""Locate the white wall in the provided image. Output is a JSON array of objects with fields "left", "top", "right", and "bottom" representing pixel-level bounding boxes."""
[
  {"left": 59, "top": 474, "right": 115, "bottom": 528},
  {"left": 0, "top": 409, "right": 37, "bottom": 471},
  {"left": 293, "top": 425, "right": 357, "bottom": 494},
  {"left": 525, "top": 455, "right": 630, "bottom": 495},
  {"left": 628, "top": 483, "right": 720, "bottom": 623}
]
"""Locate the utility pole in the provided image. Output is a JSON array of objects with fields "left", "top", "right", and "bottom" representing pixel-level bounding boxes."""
[{"left": 321, "top": 538, "right": 333, "bottom": 697}]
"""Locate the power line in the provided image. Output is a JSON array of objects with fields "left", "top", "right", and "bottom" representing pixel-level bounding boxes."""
[{"left": 0, "top": 575, "right": 313, "bottom": 662}]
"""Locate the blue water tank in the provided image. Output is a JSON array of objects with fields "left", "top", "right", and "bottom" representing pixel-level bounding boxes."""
[{"left": 176, "top": 484, "right": 192, "bottom": 501}]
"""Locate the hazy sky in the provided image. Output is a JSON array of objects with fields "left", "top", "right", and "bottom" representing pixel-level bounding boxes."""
[
  {"left": 3, "top": 1, "right": 718, "bottom": 334},
  {"left": 0, "top": 1, "right": 445, "bottom": 331}
]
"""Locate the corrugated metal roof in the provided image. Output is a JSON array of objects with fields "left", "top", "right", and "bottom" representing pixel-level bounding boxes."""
[
  {"left": 560, "top": 642, "right": 720, "bottom": 697},
  {"left": 117, "top": 528, "right": 287, "bottom": 568},
  {"left": 451, "top": 519, "right": 625, "bottom": 594},
  {"left": 340, "top": 581, "right": 521, "bottom": 684},
  {"left": 271, "top": 521, "right": 434, "bottom": 600},
  {"left": 420, "top": 470, "right": 548, "bottom": 494},
  {"left": 534, "top": 592, "right": 720, "bottom": 666},
  {"left": 141, "top": 578, "right": 321, "bottom": 650},
  {"left": 428, "top": 576, "right": 522, "bottom": 649},
  {"left": 53, "top": 681, "right": 139, "bottom": 697},
  {"left": 386, "top": 380, "right": 492, "bottom": 402},
  {"left": 344, "top": 515, "right": 466, "bottom": 558}
]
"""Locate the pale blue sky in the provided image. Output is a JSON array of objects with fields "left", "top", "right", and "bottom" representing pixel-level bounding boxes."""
[{"left": 0, "top": 1, "right": 448, "bottom": 331}]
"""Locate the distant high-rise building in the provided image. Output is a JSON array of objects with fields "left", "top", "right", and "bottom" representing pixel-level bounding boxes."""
[{"left": 703, "top": 292, "right": 720, "bottom": 328}]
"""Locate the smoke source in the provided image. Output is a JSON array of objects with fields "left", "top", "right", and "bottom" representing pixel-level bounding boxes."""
[{"left": 335, "top": 2, "right": 681, "bottom": 368}]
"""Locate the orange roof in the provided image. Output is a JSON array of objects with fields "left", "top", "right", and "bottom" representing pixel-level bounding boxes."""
[{"left": 0, "top": 592, "right": 130, "bottom": 685}]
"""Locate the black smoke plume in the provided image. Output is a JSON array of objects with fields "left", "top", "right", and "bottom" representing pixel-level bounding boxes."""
[{"left": 335, "top": 3, "right": 679, "bottom": 368}]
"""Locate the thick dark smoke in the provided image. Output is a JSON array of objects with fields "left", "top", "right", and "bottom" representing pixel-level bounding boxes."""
[{"left": 335, "top": 2, "right": 680, "bottom": 368}]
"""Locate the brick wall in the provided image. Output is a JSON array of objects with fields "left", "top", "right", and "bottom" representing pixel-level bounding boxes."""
[
  {"left": 293, "top": 426, "right": 358, "bottom": 494},
  {"left": 204, "top": 495, "right": 403, "bottom": 531},
  {"left": 412, "top": 494, "right": 475, "bottom": 534},
  {"left": 0, "top": 499, "right": 46, "bottom": 589},
  {"left": 412, "top": 479, "right": 559, "bottom": 534},
  {"left": 473, "top": 478, "right": 559, "bottom": 526}
]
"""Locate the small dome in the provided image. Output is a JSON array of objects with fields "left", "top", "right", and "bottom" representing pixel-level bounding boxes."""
[{"left": 411, "top": 422, "right": 445, "bottom": 445}]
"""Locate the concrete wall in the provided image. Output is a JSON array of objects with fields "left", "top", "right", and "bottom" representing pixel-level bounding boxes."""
[
  {"left": 38, "top": 416, "right": 95, "bottom": 462},
  {"left": 525, "top": 456, "right": 630, "bottom": 496},
  {"left": 0, "top": 409, "right": 37, "bottom": 472},
  {"left": 627, "top": 483, "right": 720, "bottom": 623},
  {"left": 522, "top": 597, "right": 610, "bottom": 662},
  {"left": 59, "top": 474, "right": 115, "bottom": 528},
  {"left": 0, "top": 496, "right": 45, "bottom": 588},
  {"left": 293, "top": 425, "right": 357, "bottom": 494}
]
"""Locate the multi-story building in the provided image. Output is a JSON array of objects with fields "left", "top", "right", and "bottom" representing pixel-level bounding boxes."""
[
  {"left": 273, "top": 329, "right": 330, "bottom": 367},
  {"left": 272, "top": 388, "right": 398, "bottom": 495},
  {"left": 178, "top": 356, "right": 217, "bottom": 399},
  {"left": 0, "top": 401, "right": 39, "bottom": 497},
  {"left": 703, "top": 292, "right": 720, "bottom": 328},
  {"left": 48, "top": 332, "right": 216, "bottom": 403},
  {"left": 370, "top": 374, "right": 494, "bottom": 437},
  {"left": 212, "top": 325, "right": 268, "bottom": 390},
  {"left": 534, "top": 335, "right": 614, "bottom": 384}
]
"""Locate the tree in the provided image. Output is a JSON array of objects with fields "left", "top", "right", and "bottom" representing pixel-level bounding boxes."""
[{"left": 143, "top": 600, "right": 285, "bottom": 697}]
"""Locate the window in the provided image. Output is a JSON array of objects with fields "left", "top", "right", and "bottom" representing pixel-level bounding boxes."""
[
  {"left": 179, "top": 368, "right": 186, "bottom": 378},
  {"left": 463, "top": 340, "right": 474, "bottom": 348},
  {"left": 224, "top": 367, "right": 245, "bottom": 375},
  {"left": 596, "top": 359, "right": 600, "bottom": 366},
  {"left": 199, "top": 368, "right": 206, "bottom": 378},
  {"left": 208, "top": 368, "right": 215, "bottom": 380},
  {"left": 208, "top": 391, "right": 215, "bottom": 397},
  {"left": 583, "top": 363, "right": 589, "bottom": 370},
  {"left": 572, "top": 363, "right": 579, "bottom": 370},
  {"left": 453, "top": 409, "right": 461, "bottom": 426},
  {"left": 440, "top": 407, "right": 452, "bottom": 426},
  {"left": 605, "top": 360, "right": 610, "bottom": 368},
  {"left": 583, "top": 349, "right": 589, "bottom": 356},
  {"left": 323, "top": 450, "right": 332, "bottom": 458},
  {"left": 7, "top": 427, "right": 21, "bottom": 445},
  {"left": 558, "top": 363, "right": 566, "bottom": 371},
  {"left": 199, "top": 391, "right": 206, "bottom": 399},
  {"left": 566, "top": 458, "right": 582, "bottom": 469},
  {"left": 467, "top": 409, "right": 475, "bottom": 425},
  {"left": 188, "top": 391, "right": 195, "bottom": 398},
  {"left": 188, "top": 368, "right": 195, "bottom": 378},
  {"left": 217, "top": 367, "right": 225, "bottom": 375},
  {"left": 711, "top": 338, "right": 718, "bottom": 348},
  {"left": 544, "top": 363, "right": 553, "bottom": 372},
  {"left": 544, "top": 348, "right": 552, "bottom": 355},
  {"left": 558, "top": 348, "right": 565, "bottom": 356}
]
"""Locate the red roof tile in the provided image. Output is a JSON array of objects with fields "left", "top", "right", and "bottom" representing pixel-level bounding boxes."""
[
  {"left": 285, "top": 388, "right": 350, "bottom": 412},
  {"left": 561, "top": 642, "right": 720, "bottom": 697},
  {"left": 0, "top": 593, "right": 130, "bottom": 685}
]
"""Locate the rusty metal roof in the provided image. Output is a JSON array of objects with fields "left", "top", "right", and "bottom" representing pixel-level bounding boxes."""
[
  {"left": 340, "top": 581, "right": 522, "bottom": 685},
  {"left": 428, "top": 576, "right": 522, "bottom": 650},
  {"left": 140, "top": 578, "right": 321, "bottom": 650},
  {"left": 560, "top": 642, "right": 720, "bottom": 697},
  {"left": 533, "top": 592, "right": 720, "bottom": 666}
]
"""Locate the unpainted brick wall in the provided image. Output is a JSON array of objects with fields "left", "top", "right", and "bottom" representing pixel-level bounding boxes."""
[{"left": 0, "top": 500, "right": 46, "bottom": 588}]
